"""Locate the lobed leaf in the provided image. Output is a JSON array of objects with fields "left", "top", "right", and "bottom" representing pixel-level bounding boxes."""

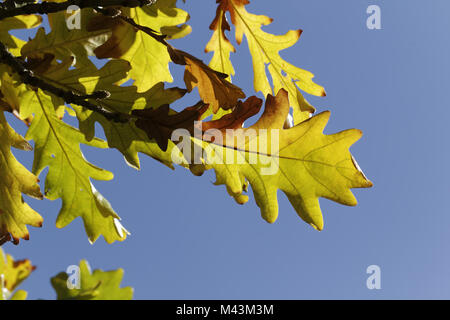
[
  {"left": 0, "top": 112, "right": 43, "bottom": 245},
  {"left": 21, "top": 8, "right": 110, "bottom": 66},
  {"left": 51, "top": 260, "right": 133, "bottom": 300},
  {"left": 19, "top": 85, "right": 128, "bottom": 244},
  {"left": 215, "top": 0, "right": 326, "bottom": 123},
  {"left": 205, "top": 6, "right": 236, "bottom": 81},
  {"left": 168, "top": 47, "right": 245, "bottom": 113},
  {"left": 0, "top": 247, "right": 35, "bottom": 300},
  {"left": 133, "top": 101, "right": 208, "bottom": 152},
  {"left": 194, "top": 89, "right": 372, "bottom": 229},
  {"left": 47, "top": 58, "right": 189, "bottom": 170},
  {"left": 87, "top": 0, "right": 191, "bottom": 92},
  {"left": 0, "top": 14, "right": 42, "bottom": 56}
]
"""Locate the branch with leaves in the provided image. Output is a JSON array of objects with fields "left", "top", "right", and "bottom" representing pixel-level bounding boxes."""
[
  {"left": 0, "top": 0, "right": 372, "bottom": 251},
  {"left": 0, "top": 41, "right": 128, "bottom": 122}
]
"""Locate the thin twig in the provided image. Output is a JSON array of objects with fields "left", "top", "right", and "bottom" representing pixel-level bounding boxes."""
[
  {"left": 117, "top": 14, "right": 168, "bottom": 45},
  {"left": 0, "top": 0, "right": 156, "bottom": 21}
]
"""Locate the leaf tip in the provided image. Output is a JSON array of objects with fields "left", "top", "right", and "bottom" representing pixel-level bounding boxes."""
[
  {"left": 310, "top": 222, "right": 323, "bottom": 231},
  {"left": 234, "top": 194, "right": 249, "bottom": 205},
  {"left": 262, "top": 209, "right": 278, "bottom": 224}
]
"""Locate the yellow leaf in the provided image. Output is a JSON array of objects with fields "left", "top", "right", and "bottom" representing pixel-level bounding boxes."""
[
  {"left": 203, "top": 6, "right": 237, "bottom": 119},
  {"left": 219, "top": 0, "right": 326, "bottom": 123},
  {"left": 0, "top": 112, "right": 43, "bottom": 244},
  {"left": 0, "top": 248, "right": 35, "bottom": 300},
  {"left": 205, "top": 6, "right": 236, "bottom": 80},
  {"left": 88, "top": 0, "right": 191, "bottom": 92},
  {"left": 0, "top": 14, "right": 42, "bottom": 56},
  {"left": 197, "top": 89, "right": 372, "bottom": 229},
  {"left": 44, "top": 58, "right": 188, "bottom": 170}
]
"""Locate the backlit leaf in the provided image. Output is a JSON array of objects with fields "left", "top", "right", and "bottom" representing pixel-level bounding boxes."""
[
  {"left": 195, "top": 89, "right": 372, "bottom": 229},
  {"left": 168, "top": 47, "right": 245, "bottom": 113},
  {"left": 0, "top": 14, "right": 41, "bottom": 56},
  {"left": 19, "top": 87, "right": 128, "bottom": 244},
  {"left": 51, "top": 260, "right": 133, "bottom": 300},
  {"left": 0, "top": 112, "right": 43, "bottom": 245},
  {"left": 88, "top": 0, "right": 191, "bottom": 91},
  {"left": 216, "top": 0, "right": 326, "bottom": 123},
  {"left": 42, "top": 58, "right": 189, "bottom": 170},
  {"left": 0, "top": 247, "right": 35, "bottom": 300},
  {"left": 205, "top": 6, "right": 235, "bottom": 80},
  {"left": 21, "top": 8, "right": 110, "bottom": 66}
]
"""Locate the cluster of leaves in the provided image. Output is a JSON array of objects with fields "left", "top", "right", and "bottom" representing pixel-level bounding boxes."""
[
  {"left": 0, "top": 248, "right": 132, "bottom": 300},
  {"left": 0, "top": 0, "right": 372, "bottom": 248}
]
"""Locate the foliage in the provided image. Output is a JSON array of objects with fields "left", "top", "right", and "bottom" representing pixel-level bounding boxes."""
[
  {"left": 0, "top": 247, "right": 34, "bottom": 300},
  {"left": 0, "top": 248, "right": 131, "bottom": 300},
  {"left": 0, "top": 0, "right": 372, "bottom": 299},
  {"left": 51, "top": 260, "right": 133, "bottom": 300},
  {"left": 0, "top": 111, "right": 43, "bottom": 245}
]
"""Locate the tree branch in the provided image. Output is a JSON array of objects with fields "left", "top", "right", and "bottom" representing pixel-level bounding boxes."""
[
  {"left": 0, "top": 41, "right": 129, "bottom": 122},
  {"left": 0, "top": 0, "right": 156, "bottom": 21}
]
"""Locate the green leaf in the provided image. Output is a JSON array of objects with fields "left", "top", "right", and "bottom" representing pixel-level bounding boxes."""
[
  {"left": 0, "top": 111, "right": 43, "bottom": 244},
  {"left": 21, "top": 8, "right": 110, "bottom": 66},
  {"left": 51, "top": 260, "right": 133, "bottom": 300},
  {"left": 19, "top": 88, "right": 128, "bottom": 244}
]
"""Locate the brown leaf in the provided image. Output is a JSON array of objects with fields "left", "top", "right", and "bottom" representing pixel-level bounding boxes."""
[
  {"left": 215, "top": 0, "right": 250, "bottom": 11},
  {"left": 200, "top": 96, "right": 262, "bottom": 142},
  {"left": 250, "top": 89, "right": 290, "bottom": 131},
  {"left": 168, "top": 46, "right": 245, "bottom": 113},
  {"left": 86, "top": 16, "right": 127, "bottom": 59},
  {"left": 132, "top": 102, "right": 208, "bottom": 152}
]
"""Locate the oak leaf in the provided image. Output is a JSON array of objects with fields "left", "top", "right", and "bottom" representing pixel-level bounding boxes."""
[
  {"left": 51, "top": 260, "right": 133, "bottom": 300},
  {"left": 21, "top": 8, "right": 110, "bottom": 66},
  {"left": 196, "top": 89, "right": 372, "bottom": 229},
  {"left": 200, "top": 95, "right": 262, "bottom": 136},
  {"left": 168, "top": 47, "right": 245, "bottom": 113},
  {"left": 205, "top": 5, "right": 235, "bottom": 81},
  {"left": 133, "top": 101, "right": 208, "bottom": 152},
  {"left": 87, "top": 0, "right": 191, "bottom": 91},
  {"left": 0, "top": 248, "right": 35, "bottom": 300},
  {"left": 0, "top": 14, "right": 41, "bottom": 56},
  {"left": 0, "top": 112, "right": 43, "bottom": 245},
  {"left": 215, "top": 0, "right": 326, "bottom": 123},
  {"left": 52, "top": 59, "right": 188, "bottom": 169},
  {"left": 18, "top": 82, "right": 129, "bottom": 243}
]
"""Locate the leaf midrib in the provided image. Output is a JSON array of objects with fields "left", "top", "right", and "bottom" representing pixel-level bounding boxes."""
[{"left": 34, "top": 92, "right": 91, "bottom": 193}]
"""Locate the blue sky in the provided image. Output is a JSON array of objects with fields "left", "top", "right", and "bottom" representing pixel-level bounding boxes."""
[{"left": 4, "top": 0, "right": 450, "bottom": 299}]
